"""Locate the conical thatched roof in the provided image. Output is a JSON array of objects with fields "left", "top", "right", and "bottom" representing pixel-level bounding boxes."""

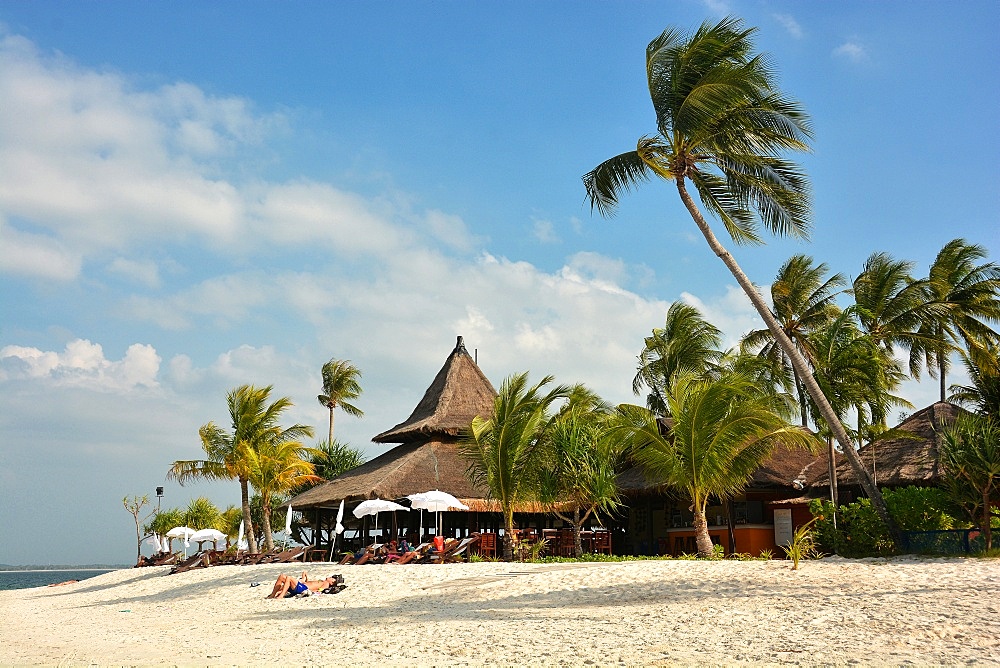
[
  {"left": 373, "top": 336, "right": 497, "bottom": 444},
  {"left": 286, "top": 439, "right": 487, "bottom": 509},
  {"left": 287, "top": 336, "right": 497, "bottom": 511},
  {"left": 811, "top": 401, "right": 968, "bottom": 488}
]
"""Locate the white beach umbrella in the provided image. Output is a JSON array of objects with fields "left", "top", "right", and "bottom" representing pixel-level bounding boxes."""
[
  {"left": 145, "top": 533, "right": 161, "bottom": 553},
  {"left": 237, "top": 520, "right": 246, "bottom": 552},
  {"left": 283, "top": 504, "right": 294, "bottom": 549},
  {"left": 329, "top": 500, "right": 346, "bottom": 561},
  {"left": 166, "top": 526, "right": 195, "bottom": 556},
  {"left": 160, "top": 536, "right": 171, "bottom": 553},
  {"left": 409, "top": 490, "right": 469, "bottom": 538},
  {"left": 353, "top": 499, "right": 408, "bottom": 546},
  {"left": 189, "top": 528, "right": 226, "bottom": 551}
]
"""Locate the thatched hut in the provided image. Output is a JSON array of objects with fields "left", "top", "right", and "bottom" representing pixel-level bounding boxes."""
[
  {"left": 617, "top": 443, "right": 831, "bottom": 557},
  {"left": 810, "top": 401, "right": 968, "bottom": 492},
  {"left": 287, "top": 336, "right": 497, "bottom": 545}
]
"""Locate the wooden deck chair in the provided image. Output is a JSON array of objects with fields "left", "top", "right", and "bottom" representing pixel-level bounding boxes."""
[
  {"left": 473, "top": 532, "right": 497, "bottom": 559},
  {"left": 428, "top": 536, "right": 476, "bottom": 563},
  {"left": 592, "top": 530, "right": 612, "bottom": 555},
  {"left": 169, "top": 552, "right": 207, "bottom": 575}
]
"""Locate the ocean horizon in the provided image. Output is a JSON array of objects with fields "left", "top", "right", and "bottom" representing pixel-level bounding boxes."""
[{"left": 0, "top": 568, "right": 120, "bottom": 591}]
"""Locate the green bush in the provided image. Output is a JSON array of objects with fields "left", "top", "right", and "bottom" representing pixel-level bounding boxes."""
[{"left": 809, "top": 486, "right": 970, "bottom": 558}]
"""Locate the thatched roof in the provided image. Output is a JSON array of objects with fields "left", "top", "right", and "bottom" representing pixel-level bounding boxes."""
[
  {"left": 617, "top": 445, "right": 831, "bottom": 495},
  {"left": 811, "top": 402, "right": 968, "bottom": 488},
  {"left": 287, "top": 439, "right": 487, "bottom": 510},
  {"left": 288, "top": 336, "right": 497, "bottom": 511},
  {"left": 373, "top": 336, "right": 497, "bottom": 443}
]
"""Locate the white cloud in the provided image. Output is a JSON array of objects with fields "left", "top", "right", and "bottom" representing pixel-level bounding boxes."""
[
  {"left": 0, "top": 339, "right": 160, "bottom": 390},
  {"left": 773, "top": 13, "right": 804, "bottom": 39},
  {"left": 532, "top": 217, "right": 559, "bottom": 243},
  {"left": 107, "top": 257, "right": 160, "bottom": 287},
  {"left": 833, "top": 41, "right": 867, "bottom": 63},
  {"left": 0, "top": 216, "right": 82, "bottom": 280}
]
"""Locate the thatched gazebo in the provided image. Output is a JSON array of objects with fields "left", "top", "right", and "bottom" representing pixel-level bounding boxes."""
[{"left": 287, "top": 336, "right": 498, "bottom": 544}]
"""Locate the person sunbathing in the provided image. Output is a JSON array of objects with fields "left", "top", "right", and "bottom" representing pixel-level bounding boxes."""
[{"left": 265, "top": 572, "right": 337, "bottom": 599}]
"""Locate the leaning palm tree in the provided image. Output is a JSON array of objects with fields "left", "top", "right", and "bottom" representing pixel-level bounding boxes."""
[
  {"left": 634, "top": 301, "right": 724, "bottom": 414},
  {"left": 169, "top": 384, "right": 304, "bottom": 554},
  {"left": 582, "top": 17, "right": 899, "bottom": 541},
  {"left": 742, "top": 254, "right": 845, "bottom": 425},
  {"left": 461, "top": 372, "right": 572, "bottom": 560},
  {"left": 918, "top": 239, "right": 1000, "bottom": 401},
  {"left": 616, "top": 369, "right": 816, "bottom": 557},
  {"left": 241, "top": 437, "right": 319, "bottom": 551},
  {"left": 317, "top": 359, "right": 364, "bottom": 445}
]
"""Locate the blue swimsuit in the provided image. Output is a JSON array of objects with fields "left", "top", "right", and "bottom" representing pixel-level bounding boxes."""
[{"left": 292, "top": 580, "right": 308, "bottom": 595}]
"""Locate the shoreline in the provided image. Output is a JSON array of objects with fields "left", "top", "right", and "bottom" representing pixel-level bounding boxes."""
[{"left": 2, "top": 556, "right": 998, "bottom": 665}]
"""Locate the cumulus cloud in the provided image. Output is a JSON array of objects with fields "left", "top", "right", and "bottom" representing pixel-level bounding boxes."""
[{"left": 0, "top": 339, "right": 161, "bottom": 390}]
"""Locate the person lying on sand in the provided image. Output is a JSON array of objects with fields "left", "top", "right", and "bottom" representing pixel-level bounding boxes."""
[{"left": 265, "top": 572, "right": 339, "bottom": 599}]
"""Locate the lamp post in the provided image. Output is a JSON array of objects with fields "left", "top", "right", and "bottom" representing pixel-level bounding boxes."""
[{"left": 155, "top": 486, "right": 164, "bottom": 512}]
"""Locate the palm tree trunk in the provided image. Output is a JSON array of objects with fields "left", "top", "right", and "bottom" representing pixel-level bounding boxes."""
[
  {"left": 240, "top": 477, "right": 257, "bottom": 554},
  {"left": 983, "top": 490, "right": 993, "bottom": 551},
  {"left": 573, "top": 507, "right": 583, "bottom": 558},
  {"left": 939, "top": 352, "right": 948, "bottom": 403},
  {"left": 503, "top": 509, "right": 515, "bottom": 561},
  {"left": 693, "top": 507, "right": 714, "bottom": 557},
  {"left": 676, "top": 178, "right": 902, "bottom": 547},
  {"left": 262, "top": 501, "right": 275, "bottom": 552},
  {"left": 328, "top": 405, "right": 335, "bottom": 445}
]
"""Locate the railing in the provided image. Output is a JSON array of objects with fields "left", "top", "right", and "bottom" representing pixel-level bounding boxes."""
[{"left": 899, "top": 529, "right": 988, "bottom": 555}]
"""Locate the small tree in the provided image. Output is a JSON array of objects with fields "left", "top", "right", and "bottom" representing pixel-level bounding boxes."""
[
  {"left": 940, "top": 415, "right": 1000, "bottom": 550},
  {"left": 461, "top": 373, "right": 571, "bottom": 560},
  {"left": 538, "top": 405, "right": 625, "bottom": 557},
  {"left": 123, "top": 495, "right": 150, "bottom": 565}
]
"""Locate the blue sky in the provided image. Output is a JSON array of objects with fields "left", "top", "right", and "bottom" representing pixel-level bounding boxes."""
[{"left": 1, "top": 1, "right": 997, "bottom": 565}]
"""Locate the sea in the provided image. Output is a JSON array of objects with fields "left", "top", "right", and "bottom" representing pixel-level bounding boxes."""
[{"left": 0, "top": 569, "right": 119, "bottom": 591}]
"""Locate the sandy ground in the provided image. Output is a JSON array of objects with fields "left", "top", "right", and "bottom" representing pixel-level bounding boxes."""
[{"left": 0, "top": 556, "right": 998, "bottom": 666}]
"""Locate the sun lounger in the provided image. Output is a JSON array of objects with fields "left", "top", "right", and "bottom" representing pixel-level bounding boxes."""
[
  {"left": 169, "top": 552, "right": 208, "bottom": 575},
  {"left": 392, "top": 542, "right": 432, "bottom": 565},
  {"left": 429, "top": 534, "right": 481, "bottom": 563}
]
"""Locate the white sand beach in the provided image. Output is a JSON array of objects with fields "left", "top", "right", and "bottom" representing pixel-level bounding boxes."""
[{"left": 1, "top": 556, "right": 998, "bottom": 666}]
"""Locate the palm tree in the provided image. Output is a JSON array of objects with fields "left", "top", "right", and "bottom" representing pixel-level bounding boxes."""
[
  {"left": 538, "top": 402, "right": 625, "bottom": 557},
  {"left": 851, "top": 252, "right": 934, "bottom": 377},
  {"left": 317, "top": 359, "right": 364, "bottom": 445},
  {"left": 184, "top": 496, "right": 222, "bottom": 531},
  {"left": 582, "top": 17, "right": 899, "bottom": 541},
  {"left": 616, "top": 369, "right": 816, "bottom": 557},
  {"left": 949, "top": 347, "right": 1000, "bottom": 420},
  {"left": 241, "top": 437, "right": 319, "bottom": 551},
  {"left": 634, "top": 301, "right": 724, "bottom": 414},
  {"left": 919, "top": 239, "right": 1000, "bottom": 401},
  {"left": 169, "top": 384, "right": 305, "bottom": 554},
  {"left": 940, "top": 414, "right": 1000, "bottom": 550},
  {"left": 742, "top": 255, "right": 845, "bottom": 425},
  {"left": 461, "top": 372, "right": 572, "bottom": 560}
]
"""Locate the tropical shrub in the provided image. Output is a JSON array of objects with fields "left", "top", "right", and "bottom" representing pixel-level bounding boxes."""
[{"left": 810, "top": 486, "right": 970, "bottom": 557}]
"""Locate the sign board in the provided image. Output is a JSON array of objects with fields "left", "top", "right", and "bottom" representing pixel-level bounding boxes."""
[{"left": 774, "top": 508, "right": 793, "bottom": 547}]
